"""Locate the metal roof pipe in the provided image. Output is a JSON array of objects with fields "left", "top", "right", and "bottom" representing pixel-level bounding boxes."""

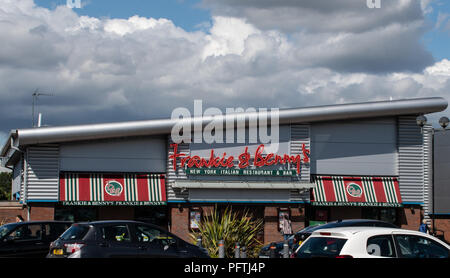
[{"left": 16, "top": 97, "right": 448, "bottom": 146}]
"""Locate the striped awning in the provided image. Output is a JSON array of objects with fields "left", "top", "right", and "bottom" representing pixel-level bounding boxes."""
[
  {"left": 311, "top": 176, "right": 402, "bottom": 207},
  {"left": 59, "top": 173, "right": 166, "bottom": 205}
]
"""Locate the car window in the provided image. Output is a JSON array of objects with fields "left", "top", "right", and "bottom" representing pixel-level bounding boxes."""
[
  {"left": 44, "top": 223, "right": 71, "bottom": 240},
  {"left": 366, "top": 235, "right": 396, "bottom": 257},
  {"left": 296, "top": 237, "right": 348, "bottom": 258},
  {"left": 0, "top": 224, "right": 16, "bottom": 239},
  {"left": 394, "top": 234, "right": 449, "bottom": 258},
  {"left": 135, "top": 225, "right": 176, "bottom": 246},
  {"left": 60, "top": 225, "right": 90, "bottom": 241},
  {"left": 9, "top": 224, "right": 42, "bottom": 241},
  {"left": 101, "top": 225, "right": 131, "bottom": 243}
]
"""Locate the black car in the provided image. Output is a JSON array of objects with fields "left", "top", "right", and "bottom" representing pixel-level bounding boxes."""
[
  {"left": 259, "top": 219, "right": 398, "bottom": 258},
  {"left": 0, "top": 221, "right": 72, "bottom": 257},
  {"left": 47, "top": 220, "right": 210, "bottom": 258}
]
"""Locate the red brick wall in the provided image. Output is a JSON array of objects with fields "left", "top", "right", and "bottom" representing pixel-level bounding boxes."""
[
  {"left": 0, "top": 201, "right": 25, "bottom": 224},
  {"left": 399, "top": 205, "right": 421, "bottom": 230},
  {"left": 433, "top": 218, "right": 450, "bottom": 243},
  {"left": 170, "top": 204, "right": 191, "bottom": 243},
  {"left": 29, "top": 204, "right": 55, "bottom": 221},
  {"left": 263, "top": 206, "right": 305, "bottom": 245}
]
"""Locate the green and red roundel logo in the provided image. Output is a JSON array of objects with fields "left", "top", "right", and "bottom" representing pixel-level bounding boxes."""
[
  {"left": 105, "top": 180, "right": 123, "bottom": 196},
  {"left": 346, "top": 183, "right": 363, "bottom": 198}
]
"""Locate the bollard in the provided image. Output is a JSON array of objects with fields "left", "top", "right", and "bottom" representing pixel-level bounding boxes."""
[
  {"left": 283, "top": 239, "right": 289, "bottom": 258},
  {"left": 196, "top": 236, "right": 202, "bottom": 248},
  {"left": 234, "top": 242, "right": 240, "bottom": 258},
  {"left": 269, "top": 242, "right": 277, "bottom": 258},
  {"left": 240, "top": 246, "right": 247, "bottom": 258},
  {"left": 218, "top": 240, "right": 225, "bottom": 258}
]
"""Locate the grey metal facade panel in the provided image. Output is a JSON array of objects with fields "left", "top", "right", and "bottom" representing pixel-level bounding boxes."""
[
  {"left": 310, "top": 118, "right": 397, "bottom": 176},
  {"left": 59, "top": 136, "right": 166, "bottom": 173},
  {"left": 433, "top": 130, "right": 450, "bottom": 214},
  {"left": 25, "top": 145, "right": 59, "bottom": 201},
  {"left": 397, "top": 116, "right": 425, "bottom": 204}
]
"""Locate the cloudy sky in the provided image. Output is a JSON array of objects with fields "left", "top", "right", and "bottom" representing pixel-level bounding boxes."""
[{"left": 1, "top": 0, "right": 450, "bottom": 149}]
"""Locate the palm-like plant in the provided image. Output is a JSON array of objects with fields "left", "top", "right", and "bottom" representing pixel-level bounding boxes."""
[{"left": 189, "top": 206, "right": 263, "bottom": 258}]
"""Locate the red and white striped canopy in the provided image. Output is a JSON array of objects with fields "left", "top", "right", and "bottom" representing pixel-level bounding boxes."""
[
  {"left": 311, "top": 176, "right": 402, "bottom": 207},
  {"left": 59, "top": 173, "right": 166, "bottom": 205}
]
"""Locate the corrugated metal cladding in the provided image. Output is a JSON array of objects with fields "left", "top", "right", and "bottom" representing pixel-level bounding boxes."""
[
  {"left": 290, "top": 124, "right": 310, "bottom": 202},
  {"left": 422, "top": 124, "right": 433, "bottom": 222},
  {"left": 166, "top": 138, "right": 190, "bottom": 201},
  {"left": 166, "top": 124, "right": 311, "bottom": 203},
  {"left": 397, "top": 116, "right": 430, "bottom": 205},
  {"left": 25, "top": 144, "right": 59, "bottom": 202}
]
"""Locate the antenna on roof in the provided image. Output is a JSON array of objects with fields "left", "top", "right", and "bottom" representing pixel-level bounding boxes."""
[{"left": 32, "top": 89, "right": 53, "bottom": 128}]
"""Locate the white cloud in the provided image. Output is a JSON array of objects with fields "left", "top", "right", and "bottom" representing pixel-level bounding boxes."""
[{"left": 0, "top": 0, "right": 448, "bottom": 137}]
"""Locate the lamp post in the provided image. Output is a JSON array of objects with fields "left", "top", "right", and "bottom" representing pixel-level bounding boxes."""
[{"left": 416, "top": 115, "right": 449, "bottom": 235}]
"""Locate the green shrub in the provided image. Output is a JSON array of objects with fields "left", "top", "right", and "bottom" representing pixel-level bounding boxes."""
[{"left": 189, "top": 206, "right": 263, "bottom": 258}]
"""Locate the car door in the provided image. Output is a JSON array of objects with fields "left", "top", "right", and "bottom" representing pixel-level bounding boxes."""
[
  {"left": 133, "top": 224, "right": 180, "bottom": 258},
  {"left": 393, "top": 233, "right": 449, "bottom": 258},
  {"left": 98, "top": 224, "right": 138, "bottom": 258},
  {"left": 4, "top": 224, "right": 46, "bottom": 257}
]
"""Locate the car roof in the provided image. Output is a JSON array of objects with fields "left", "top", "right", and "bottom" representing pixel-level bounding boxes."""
[
  {"left": 310, "top": 226, "right": 450, "bottom": 246},
  {"left": 311, "top": 226, "right": 403, "bottom": 236},
  {"left": 297, "top": 219, "right": 396, "bottom": 233},
  {"left": 74, "top": 220, "right": 152, "bottom": 226},
  {"left": 9, "top": 221, "right": 72, "bottom": 225}
]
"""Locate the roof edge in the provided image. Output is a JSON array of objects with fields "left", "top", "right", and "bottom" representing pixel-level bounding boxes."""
[{"left": 7, "top": 97, "right": 449, "bottom": 147}]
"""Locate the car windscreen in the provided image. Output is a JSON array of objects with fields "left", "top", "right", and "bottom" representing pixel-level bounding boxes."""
[
  {"left": 59, "top": 225, "right": 90, "bottom": 241},
  {"left": 0, "top": 224, "right": 17, "bottom": 239},
  {"left": 296, "top": 237, "right": 348, "bottom": 258}
]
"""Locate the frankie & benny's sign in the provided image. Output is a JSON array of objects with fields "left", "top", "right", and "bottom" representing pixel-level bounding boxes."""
[{"left": 169, "top": 143, "right": 310, "bottom": 175}]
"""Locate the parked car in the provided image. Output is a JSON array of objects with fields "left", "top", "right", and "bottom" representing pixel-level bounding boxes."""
[
  {"left": 295, "top": 227, "right": 450, "bottom": 258},
  {"left": 259, "top": 219, "right": 398, "bottom": 258},
  {"left": 47, "top": 220, "right": 210, "bottom": 258},
  {"left": 0, "top": 221, "right": 72, "bottom": 257}
]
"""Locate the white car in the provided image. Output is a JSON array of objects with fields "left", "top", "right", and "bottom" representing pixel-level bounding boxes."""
[{"left": 294, "top": 227, "right": 450, "bottom": 258}]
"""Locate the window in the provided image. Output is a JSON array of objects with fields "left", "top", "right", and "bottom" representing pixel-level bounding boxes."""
[
  {"left": 394, "top": 234, "right": 449, "bottom": 258},
  {"left": 60, "top": 225, "right": 89, "bottom": 241},
  {"left": 44, "top": 223, "right": 72, "bottom": 240},
  {"left": 296, "top": 237, "right": 348, "bottom": 258},
  {"left": 101, "top": 225, "right": 131, "bottom": 242},
  {"left": 366, "top": 235, "right": 396, "bottom": 257},
  {"left": 9, "top": 224, "right": 42, "bottom": 241},
  {"left": 135, "top": 225, "right": 176, "bottom": 247}
]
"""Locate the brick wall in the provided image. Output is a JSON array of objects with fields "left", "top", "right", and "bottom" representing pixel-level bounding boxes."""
[
  {"left": 170, "top": 204, "right": 191, "bottom": 243},
  {"left": 0, "top": 201, "right": 25, "bottom": 224},
  {"left": 398, "top": 205, "right": 421, "bottom": 230},
  {"left": 263, "top": 205, "right": 305, "bottom": 245},
  {"left": 433, "top": 218, "right": 450, "bottom": 243},
  {"left": 29, "top": 204, "right": 55, "bottom": 221}
]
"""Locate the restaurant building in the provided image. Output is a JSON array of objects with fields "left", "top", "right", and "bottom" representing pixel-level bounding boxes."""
[{"left": 1, "top": 97, "right": 447, "bottom": 244}]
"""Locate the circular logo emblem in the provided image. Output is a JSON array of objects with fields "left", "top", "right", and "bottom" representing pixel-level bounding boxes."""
[
  {"left": 105, "top": 180, "right": 123, "bottom": 196},
  {"left": 346, "top": 183, "right": 363, "bottom": 198}
]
